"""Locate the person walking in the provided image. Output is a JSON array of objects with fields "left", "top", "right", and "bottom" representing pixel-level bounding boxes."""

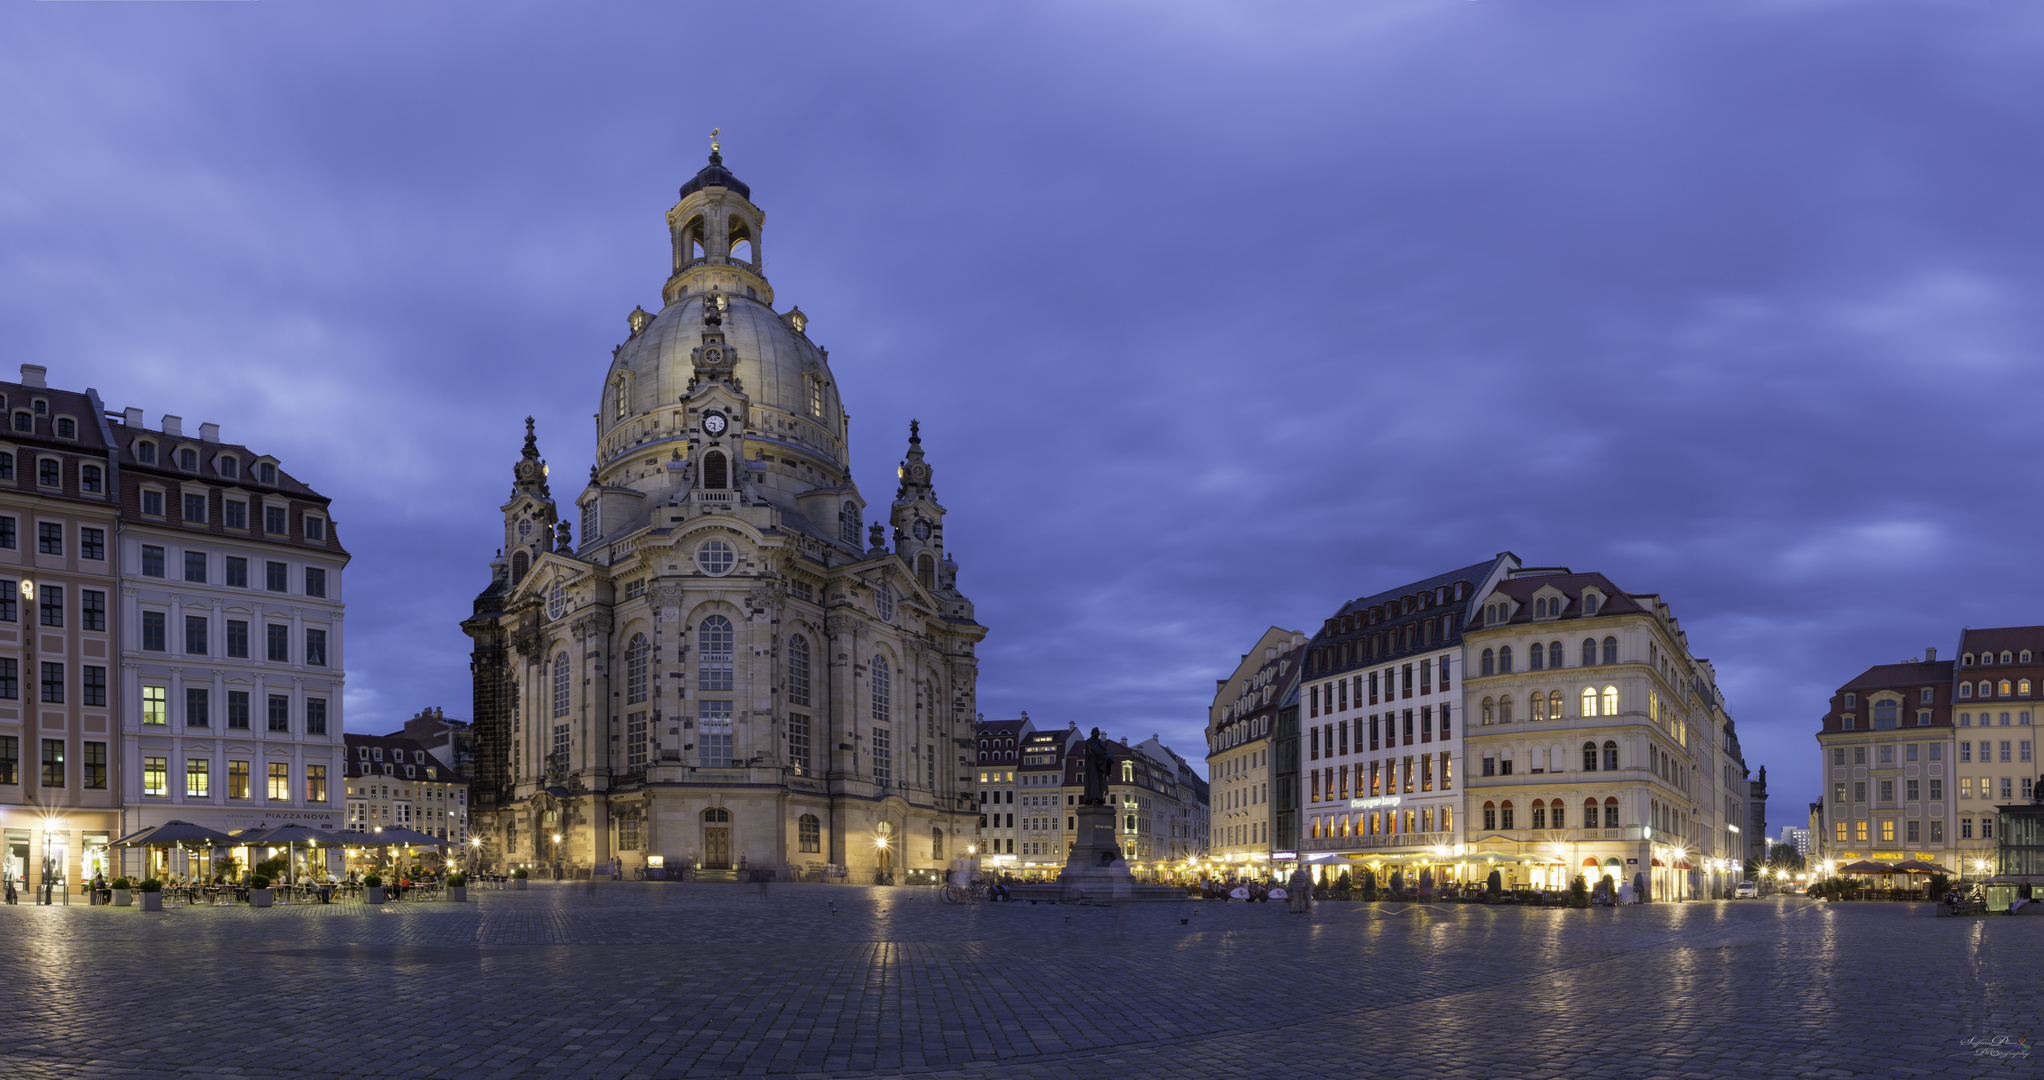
[{"left": 1287, "top": 866, "right": 1312, "bottom": 914}]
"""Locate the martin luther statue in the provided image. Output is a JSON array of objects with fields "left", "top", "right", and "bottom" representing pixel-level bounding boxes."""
[{"left": 1081, "top": 727, "right": 1114, "bottom": 806}]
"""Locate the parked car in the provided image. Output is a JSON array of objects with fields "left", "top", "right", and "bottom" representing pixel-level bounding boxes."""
[{"left": 1736, "top": 881, "right": 1759, "bottom": 898}]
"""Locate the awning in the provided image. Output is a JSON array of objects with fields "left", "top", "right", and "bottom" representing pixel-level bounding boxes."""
[{"left": 1650, "top": 859, "right": 1665, "bottom": 867}]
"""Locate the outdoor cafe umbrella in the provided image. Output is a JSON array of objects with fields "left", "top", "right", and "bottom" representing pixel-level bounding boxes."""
[
  {"left": 1837, "top": 860, "right": 1895, "bottom": 875},
  {"left": 112, "top": 820, "right": 234, "bottom": 883},
  {"left": 251, "top": 823, "right": 335, "bottom": 884},
  {"left": 1895, "top": 858, "right": 1952, "bottom": 875}
]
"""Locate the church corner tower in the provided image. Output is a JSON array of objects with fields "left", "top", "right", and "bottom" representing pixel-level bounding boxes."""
[{"left": 465, "top": 136, "right": 988, "bottom": 883}]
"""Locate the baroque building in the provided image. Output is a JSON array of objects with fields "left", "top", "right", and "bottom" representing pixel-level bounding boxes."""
[
  {"left": 465, "top": 145, "right": 987, "bottom": 881},
  {"left": 1205, "top": 626, "right": 1304, "bottom": 873}
]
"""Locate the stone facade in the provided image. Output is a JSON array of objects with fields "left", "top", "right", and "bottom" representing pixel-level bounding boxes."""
[
  {"left": 1205, "top": 627, "right": 1304, "bottom": 874},
  {"left": 465, "top": 148, "right": 987, "bottom": 881}
]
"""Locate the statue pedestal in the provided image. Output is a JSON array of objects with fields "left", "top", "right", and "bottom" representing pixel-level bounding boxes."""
[{"left": 1010, "top": 804, "right": 1188, "bottom": 903}]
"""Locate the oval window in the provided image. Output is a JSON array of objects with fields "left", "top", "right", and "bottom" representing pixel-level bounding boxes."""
[
  {"left": 696, "top": 540, "right": 736, "bottom": 576},
  {"left": 547, "top": 582, "right": 567, "bottom": 620}
]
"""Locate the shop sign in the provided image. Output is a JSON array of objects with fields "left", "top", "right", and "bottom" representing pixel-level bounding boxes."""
[
  {"left": 1349, "top": 796, "right": 1401, "bottom": 810},
  {"left": 1271, "top": 850, "right": 1298, "bottom": 860}
]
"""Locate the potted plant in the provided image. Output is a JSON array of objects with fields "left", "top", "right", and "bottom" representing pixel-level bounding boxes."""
[
  {"left": 363, "top": 873, "right": 385, "bottom": 904},
  {"left": 445, "top": 872, "right": 467, "bottom": 902},
  {"left": 138, "top": 878, "right": 163, "bottom": 912},
  {"left": 511, "top": 868, "right": 528, "bottom": 891},
  {"left": 111, "top": 877, "right": 134, "bottom": 907},
  {"left": 249, "top": 874, "right": 273, "bottom": 907}
]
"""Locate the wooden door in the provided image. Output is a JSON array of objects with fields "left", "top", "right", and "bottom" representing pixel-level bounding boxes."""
[{"left": 704, "top": 828, "right": 731, "bottom": 869}]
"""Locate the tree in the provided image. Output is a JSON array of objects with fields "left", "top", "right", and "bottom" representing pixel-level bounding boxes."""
[{"left": 1765, "top": 843, "right": 1806, "bottom": 873}]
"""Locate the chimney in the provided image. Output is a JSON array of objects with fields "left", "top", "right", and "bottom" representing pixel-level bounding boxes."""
[
  {"left": 19, "top": 365, "right": 46, "bottom": 389},
  {"left": 162, "top": 415, "right": 182, "bottom": 438},
  {"left": 122, "top": 407, "right": 143, "bottom": 429},
  {"left": 1926, "top": 647, "right": 1938, "bottom": 662},
  {"left": 199, "top": 422, "right": 219, "bottom": 443}
]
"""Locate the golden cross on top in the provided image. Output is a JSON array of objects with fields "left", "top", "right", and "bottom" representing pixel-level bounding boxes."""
[{"left": 710, "top": 127, "right": 721, "bottom": 155}]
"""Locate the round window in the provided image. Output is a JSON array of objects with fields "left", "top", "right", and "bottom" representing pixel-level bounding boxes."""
[
  {"left": 696, "top": 540, "right": 736, "bottom": 576},
  {"left": 547, "top": 582, "right": 567, "bottom": 620}
]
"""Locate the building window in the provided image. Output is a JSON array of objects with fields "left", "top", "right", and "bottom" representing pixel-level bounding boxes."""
[
  {"left": 141, "top": 545, "right": 164, "bottom": 577},
  {"left": 265, "top": 623, "right": 287, "bottom": 662},
  {"left": 872, "top": 725, "right": 892, "bottom": 782},
  {"left": 259, "top": 463, "right": 275, "bottom": 485},
  {"left": 225, "top": 619, "right": 248, "bottom": 658},
  {"left": 74, "top": 664, "right": 104, "bottom": 708},
  {"left": 1603, "top": 740, "right": 1619, "bottom": 771},
  {"left": 305, "top": 567, "right": 327, "bottom": 598},
  {"left": 187, "top": 758, "right": 210, "bottom": 797},
  {"left": 227, "top": 690, "right": 249, "bottom": 729},
  {"left": 304, "top": 516, "right": 325, "bottom": 542},
  {"left": 552, "top": 653, "right": 571, "bottom": 717},
  {"left": 840, "top": 502, "right": 859, "bottom": 546},
  {"left": 37, "top": 522, "right": 60, "bottom": 555},
  {"left": 219, "top": 457, "right": 238, "bottom": 479},
  {"left": 268, "top": 762, "right": 290, "bottom": 801},
  {"left": 142, "top": 490, "right": 164, "bottom": 516},
  {"left": 143, "top": 756, "right": 167, "bottom": 797},
  {"left": 184, "top": 615, "right": 207, "bottom": 655},
  {"left": 1497, "top": 646, "right": 1512, "bottom": 673},
  {"left": 305, "top": 628, "right": 326, "bottom": 666},
  {"left": 625, "top": 634, "right": 650, "bottom": 703},
  {"left": 698, "top": 616, "right": 734, "bottom": 690},
  {"left": 74, "top": 527, "right": 104, "bottom": 561},
  {"left": 266, "top": 560, "right": 287, "bottom": 592},
  {"left": 40, "top": 738, "right": 63, "bottom": 787},
  {"left": 264, "top": 506, "right": 286, "bottom": 534},
  {"left": 228, "top": 760, "right": 249, "bottom": 799},
  {"left": 1582, "top": 686, "right": 1598, "bottom": 718},
  {"left": 36, "top": 459, "right": 58, "bottom": 487},
  {"left": 142, "top": 685, "right": 167, "bottom": 725},
  {"left": 0, "top": 517, "right": 12, "bottom": 551},
  {"left": 1601, "top": 685, "right": 1618, "bottom": 716},
  {"left": 872, "top": 653, "right": 891, "bottom": 721},
  {"left": 0, "top": 658, "right": 16, "bottom": 700},
  {"left": 306, "top": 764, "right": 327, "bottom": 802},
  {"left": 626, "top": 712, "right": 648, "bottom": 769},
  {"left": 307, "top": 697, "right": 327, "bottom": 735},
  {"left": 788, "top": 634, "right": 811, "bottom": 707},
  {"left": 39, "top": 662, "right": 62, "bottom": 703},
  {"left": 789, "top": 713, "right": 811, "bottom": 776},
  {"left": 225, "top": 500, "right": 247, "bottom": 529},
  {"left": 268, "top": 694, "right": 290, "bottom": 732},
  {"left": 799, "top": 813, "right": 821, "bottom": 852},
  {"left": 875, "top": 583, "right": 894, "bottom": 622},
  {"left": 1481, "top": 649, "right": 1494, "bottom": 676},
  {"left": 82, "top": 741, "right": 105, "bottom": 789},
  {"left": 183, "top": 493, "right": 206, "bottom": 523},
  {"left": 0, "top": 455, "right": 11, "bottom": 482},
  {"left": 35, "top": 584, "right": 59, "bottom": 628},
  {"left": 698, "top": 701, "right": 733, "bottom": 767}
]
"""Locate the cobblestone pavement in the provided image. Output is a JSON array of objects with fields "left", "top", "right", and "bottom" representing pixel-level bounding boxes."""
[{"left": 0, "top": 885, "right": 2034, "bottom": 1079}]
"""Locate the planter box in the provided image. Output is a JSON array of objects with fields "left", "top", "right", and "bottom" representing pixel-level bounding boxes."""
[
  {"left": 365, "top": 886, "right": 385, "bottom": 904},
  {"left": 113, "top": 889, "right": 132, "bottom": 907},
  {"left": 446, "top": 886, "right": 467, "bottom": 902},
  {"left": 250, "top": 888, "right": 273, "bottom": 908},
  {"left": 510, "top": 878, "right": 528, "bottom": 891},
  {"left": 139, "top": 892, "right": 162, "bottom": 911}
]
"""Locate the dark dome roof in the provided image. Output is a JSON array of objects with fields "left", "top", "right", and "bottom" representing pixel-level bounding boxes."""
[{"left": 678, "top": 151, "right": 750, "bottom": 201}]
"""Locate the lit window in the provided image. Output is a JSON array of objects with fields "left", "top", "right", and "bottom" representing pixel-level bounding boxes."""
[{"left": 1582, "top": 687, "right": 1598, "bottom": 718}]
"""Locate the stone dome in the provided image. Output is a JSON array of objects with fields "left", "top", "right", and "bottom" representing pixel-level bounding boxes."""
[
  {"left": 599, "top": 291, "right": 846, "bottom": 472},
  {"left": 677, "top": 151, "right": 750, "bottom": 201}
]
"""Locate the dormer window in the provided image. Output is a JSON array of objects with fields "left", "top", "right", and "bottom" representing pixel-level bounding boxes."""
[
  {"left": 219, "top": 457, "right": 238, "bottom": 479},
  {"left": 259, "top": 463, "right": 275, "bottom": 485},
  {"left": 136, "top": 441, "right": 156, "bottom": 465},
  {"left": 178, "top": 448, "right": 197, "bottom": 470},
  {"left": 1963, "top": 653, "right": 1975, "bottom": 667},
  {"left": 2002, "top": 651, "right": 2015, "bottom": 665},
  {"left": 80, "top": 465, "right": 100, "bottom": 493},
  {"left": 372, "top": 747, "right": 384, "bottom": 761},
  {"left": 303, "top": 515, "right": 326, "bottom": 542},
  {"left": 54, "top": 418, "right": 74, "bottom": 439},
  {"left": 140, "top": 489, "right": 165, "bottom": 517},
  {"left": 31, "top": 400, "right": 45, "bottom": 416},
  {"left": 12, "top": 412, "right": 30, "bottom": 433},
  {"left": 37, "top": 459, "right": 58, "bottom": 487},
  {"left": 357, "top": 746, "right": 369, "bottom": 759}
]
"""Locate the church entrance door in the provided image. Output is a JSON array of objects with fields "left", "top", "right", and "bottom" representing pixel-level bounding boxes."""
[{"left": 704, "top": 828, "right": 731, "bottom": 869}]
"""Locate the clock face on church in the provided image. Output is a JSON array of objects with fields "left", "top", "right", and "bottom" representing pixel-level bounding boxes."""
[{"left": 702, "top": 412, "right": 727, "bottom": 436}]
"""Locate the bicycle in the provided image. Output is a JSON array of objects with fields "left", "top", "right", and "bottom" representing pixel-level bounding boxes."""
[{"left": 939, "top": 881, "right": 976, "bottom": 904}]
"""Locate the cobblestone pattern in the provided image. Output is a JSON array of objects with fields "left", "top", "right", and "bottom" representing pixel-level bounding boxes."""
[{"left": 0, "top": 886, "right": 2032, "bottom": 1079}]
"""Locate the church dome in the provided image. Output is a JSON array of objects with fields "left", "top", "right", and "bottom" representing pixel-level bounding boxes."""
[
  {"left": 599, "top": 291, "right": 845, "bottom": 471},
  {"left": 677, "top": 151, "right": 750, "bottom": 201}
]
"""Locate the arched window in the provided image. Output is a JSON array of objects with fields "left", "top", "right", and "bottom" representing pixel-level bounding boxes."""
[
  {"left": 1550, "top": 802, "right": 1565, "bottom": 828},
  {"left": 1483, "top": 801, "right": 1496, "bottom": 831},
  {"left": 698, "top": 615, "right": 734, "bottom": 690},
  {"left": 788, "top": 634, "right": 811, "bottom": 707},
  {"left": 1481, "top": 649, "right": 1495, "bottom": 676},
  {"left": 2004, "top": 651, "right": 2016, "bottom": 665},
  {"left": 1585, "top": 796, "right": 1600, "bottom": 824},
  {"left": 702, "top": 450, "right": 728, "bottom": 490},
  {"left": 918, "top": 553, "right": 935, "bottom": 589},
  {"left": 614, "top": 379, "right": 628, "bottom": 421},
  {"left": 625, "top": 634, "right": 650, "bottom": 703},
  {"left": 2025, "top": 651, "right": 2036, "bottom": 664},
  {"left": 1498, "top": 646, "right": 1513, "bottom": 674},
  {"left": 1500, "top": 800, "right": 1515, "bottom": 830},
  {"left": 1603, "top": 740, "right": 1619, "bottom": 771},
  {"left": 871, "top": 654, "right": 891, "bottom": 721},
  {"left": 1601, "top": 685, "right": 1619, "bottom": 716},
  {"left": 1530, "top": 642, "right": 1545, "bottom": 671},
  {"left": 1532, "top": 799, "right": 1546, "bottom": 829},
  {"left": 1602, "top": 636, "right": 1618, "bottom": 665},
  {"left": 1583, "top": 742, "right": 1599, "bottom": 772},
  {"left": 1582, "top": 686, "right": 1598, "bottom": 717},
  {"left": 840, "top": 502, "right": 859, "bottom": 545},
  {"left": 799, "top": 814, "right": 821, "bottom": 853},
  {"left": 1602, "top": 795, "right": 1619, "bottom": 828},
  {"left": 703, "top": 807, "right": 730, "bottom": 823},
  {"left": 1549, "top": 641, "right": 1562, "bottom": 667},
  {"left": 1531, "top": 692, "right": 1548, "bottom": 723},
  {"left": 2023, "top": 679, "right": 2034, "bottom": 697},
  {"left": 874, "top": 583, "right": 894, "bottom": 622},
  {"left": 1960, "top": 683, "right": 1974, "bottom": 699},
  {"left": 511, "top": 550, "right": 529, "bottom": 584},
  {"left": 1499, "top": 695, "right": 1514, "bottom": 724},
  {"left": 1549, "top": 690, "right": 1564, "bottom": 719},
  {"left": 1582, "top": 638, "right": 1597, "bottom": 666},
  {"left": 552, "top": 653, "right": 571, "bottom": 718},
  {"left": 1482, "top": 697, "right": 1495, "bottom": 725}
]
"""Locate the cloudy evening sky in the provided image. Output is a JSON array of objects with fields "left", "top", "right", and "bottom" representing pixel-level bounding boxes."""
[{"left": 4, "top": 1, "right": 2042, "bottom": 824}]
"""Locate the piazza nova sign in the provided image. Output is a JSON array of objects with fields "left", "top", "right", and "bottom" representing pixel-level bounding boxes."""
[{"left": 1348, "top": 796, "right": 1401, "bottom": 811}]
